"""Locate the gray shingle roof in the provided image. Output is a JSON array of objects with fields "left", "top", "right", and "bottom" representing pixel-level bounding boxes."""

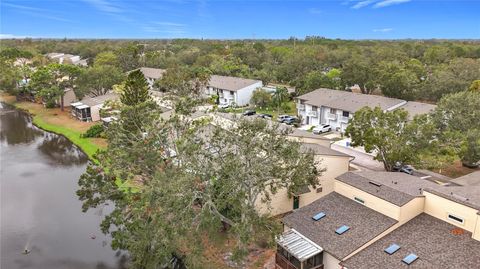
[
  {"left": 139, "top": 67, "right": 166, "bottom": 79},
  {"left": 283, "top": 192, "right": 397, "bottom": 260},
  {"left": 296, "top": 88, "right": 406, "bottom": 113},
  {"left": 80, "top": 92, "right": 118, "bottom": 107},
  {"left": 208, "top": 75, "right": 261, "bottom": 91},
  {"left": 342, "top": 213, "right": 480, "bottom": 269},
  {"left": 450, "top": 171, "right": 480, "bottom": 186},
  {"left": 300, "top": 143, "right": 351, "bottom": 158},
  {"left": 424, "top": 185, "right": 480, "bottom": 211},
  {"left": 336, "top": 171, "right": 440, "bottom": 206},
  {"left": 397, "top": 101, "right": 437, "bottom": 120}
]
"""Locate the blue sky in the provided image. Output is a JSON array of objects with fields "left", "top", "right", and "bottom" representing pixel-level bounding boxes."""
[{"left": 1, "top": 0, "right": 479, "bottom": 39}]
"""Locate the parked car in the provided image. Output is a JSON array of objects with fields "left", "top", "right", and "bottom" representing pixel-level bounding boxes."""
[
  {"left": 242, "top": 110, "right": 256, "bottom": 116},
  {"left": 257, "top": 113, "right": 273, "bottom": 119},
  {"left": 312, "top": 124, "right": 332, "bottom": 134},
  {"left": 393, "top": 162, "right": 414, "bottom": 175},
  {"left": 283, "top": 117, "right": 300, "bottom": 125},
  {"left": 218, "top": 103, "right": 229, "bottom": 109},
  {"left": 277, "top": 115, "right": 291, "bottom": 122}
]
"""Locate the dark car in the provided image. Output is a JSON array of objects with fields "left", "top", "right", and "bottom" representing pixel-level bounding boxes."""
[
  {"left": 393, "top": 162, "right": 414, "bottom": 175},
  {"left": 257, "top": 113, "right": 273, "bottom": 119},
  {"left": 243, "top": 110, "right": 256, "bottom": 116}
]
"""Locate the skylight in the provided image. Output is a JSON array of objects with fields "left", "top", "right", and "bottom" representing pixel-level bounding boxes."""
[
  {"left": 384, "top": 244, "right": 400, "bottom": 255},
  {"left": 402, "top": 253, "right": 418, "bottom": 265},
  {"left": 312, "top": 212, "right": 326, "bottom": 221},
  {"left": 335, "top": 225, "right": 350, "bottom": 235}
]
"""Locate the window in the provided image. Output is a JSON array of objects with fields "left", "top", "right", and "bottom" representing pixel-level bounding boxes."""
[
  {"left": 354, "top": 197, "right": 365, "bottom": 204},
  {"left": 330, "top": 108, "right": 337, "bottom": 114},
  {"left": 312, "top": 106, "right": 318, "bottom": 110},
  {"left": 342, "top": 111, "right": 350, "bottom": 117},
  {"left": 447, "top": 214, "right": 464, "bottom": 224},
  {"left": 316, "top": 187, "right": 323, "bottom": 193},
  {"left": 220, "top": 89, "right": 223, "bottom": 93},
  {"left": 230, "top": 91, "right": 234, "bottom": 95}
]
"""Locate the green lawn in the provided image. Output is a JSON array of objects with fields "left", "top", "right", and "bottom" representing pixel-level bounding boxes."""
[{"left": 222, "top": 100, "right": 297, "bottom": 120}]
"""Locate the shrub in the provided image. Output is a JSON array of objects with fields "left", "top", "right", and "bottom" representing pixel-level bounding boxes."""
[{"left": 81, "top": 124, "right": 104, "bottom": 138}]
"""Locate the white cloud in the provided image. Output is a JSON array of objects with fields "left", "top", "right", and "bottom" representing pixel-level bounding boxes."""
[
  {"left": 82, "top": 0, "right": 123, "bottom": 13},
  {"left": 0, "top": 34, "right": 32, "bottom": 39},
  {"left": 3, "top": 2, "right": 73, "bottom": 22},
  {"left": 352, "top": 0, "right": 377, "bottom": 9},
  {"left": 308, "top": 8, "right": 323, "bottom": 15},
  {"left": 142, "top": 21, "right": 187, "bottom": 36},
  {"left": 373, "top": 0, "right": 411, "bottom": 8},
  {"left": 373, "top": 28, "right": 394, "bottom": 32}
]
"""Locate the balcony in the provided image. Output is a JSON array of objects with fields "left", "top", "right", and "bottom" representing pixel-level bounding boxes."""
[
  {"left": 327, "top": 113, "right": 337, "bottom": 120},
  {"left": 307, "top": 110, "right": 318, "bottom": 117},
  {"left": 275, "top": 253, "right": 324, "bottom": 269},
  {"left": 298, "top": 104, "right": 306, "bottom": 111},
  {"left": 340, "top": 116, "right": 350, "bottom": 122}
]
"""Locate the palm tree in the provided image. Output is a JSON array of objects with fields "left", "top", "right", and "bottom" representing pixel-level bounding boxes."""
[{"left": 272, "top": 87, "right": 289, "bottom": 114}]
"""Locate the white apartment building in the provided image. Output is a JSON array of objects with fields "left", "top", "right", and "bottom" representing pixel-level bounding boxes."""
[
  {"left": 205, "top": 75, "right": 263, "bottom": 107},
  {"left": 296, "top": 88, "right": 436, "bottom": 132}
]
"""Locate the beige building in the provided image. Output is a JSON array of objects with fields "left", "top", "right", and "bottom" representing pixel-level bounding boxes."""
[
  {"left": 71, "top": 93, "right": 118, "bottom": 122},
  {"left": 276, "top": 171, "right": 480, "bottom": 269}
]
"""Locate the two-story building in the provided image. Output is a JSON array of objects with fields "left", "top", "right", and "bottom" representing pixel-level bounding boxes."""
[
  {"left": 296, "top": 89, "right": 436, "bottom": 132},
  {"left": 205, "top": 75, "right": 263, "bottom": 107},
  {"left": 275, "top": 171, "right": 480, "bottom": 269},
  {"left": 138, "top": 67, "right": 166, "bottom": 89}
]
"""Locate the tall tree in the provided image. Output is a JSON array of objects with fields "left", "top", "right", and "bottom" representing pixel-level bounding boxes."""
[
  {"left": 272, "top": 86, "right": 289, "bottom": 114},
  {"left": 250, "top": 88, "right": 272, "bottom": 108},
  {"left": 77, "top": 65, "right": 124, "bottom": 98},
  {"left": 120, "top": 69, "right": 150, "bottom": 106},
  {"left": 341, "top": 54, "right": 378, "bottom": 94}
]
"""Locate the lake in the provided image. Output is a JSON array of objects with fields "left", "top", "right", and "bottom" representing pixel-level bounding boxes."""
[{"left": 0, "top": 103, "right": 126, "bottom": 269}]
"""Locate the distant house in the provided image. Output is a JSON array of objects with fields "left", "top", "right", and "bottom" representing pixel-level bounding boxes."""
[
  {"left": 71, "top": 92, "right": 118, "bottom": 122},
  {"left": 137, "top": 67, "right": 166, "bottom": 89},
  {"left": 296, "top": 88, "right": 435, "bottom": 132},
  {"left": 205, "top": 75, "right": 263, "bottom": 107},
  {"left": 46, "top": 53, "right": 87, "bottom": 66},
  {"left": 276, "top": 171, "right": 480, "bottom": 269}
]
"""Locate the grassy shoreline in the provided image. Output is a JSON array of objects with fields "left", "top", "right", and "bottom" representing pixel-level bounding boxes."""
[{"left": 0, "top": 94, "right": 106, "bottom": 161}]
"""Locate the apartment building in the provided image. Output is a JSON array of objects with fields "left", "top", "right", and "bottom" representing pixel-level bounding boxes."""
[
  {"left": 138, "top": 67, "right": 166, "bottom": 89},
  {"left": 205, "top": 75, "right": 263, "bottom": 107},
  {"left": 276, "top": 171, "right": 480, "bottom": 269},
  {"left": 46, "top": 52, "right": 88, "bottom": 66},
  {"left": 296, "top": 89, "right": 436, "bottom": 132}
]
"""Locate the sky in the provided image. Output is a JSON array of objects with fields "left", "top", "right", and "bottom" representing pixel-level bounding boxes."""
[{"left": 1, "top": 0, "right": 479, "bottom": 39}]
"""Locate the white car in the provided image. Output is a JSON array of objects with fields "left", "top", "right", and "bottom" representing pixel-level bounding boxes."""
[
  {"left": 312, "top": 124, "right": 332, "bottom": 134},
  {"left": 218, "top": 103, "right": 230, "bottom": 109}
]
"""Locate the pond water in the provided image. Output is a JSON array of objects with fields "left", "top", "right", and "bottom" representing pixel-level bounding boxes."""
[{"left": 0, "top": 103, "right": 127, "bottom": 269}]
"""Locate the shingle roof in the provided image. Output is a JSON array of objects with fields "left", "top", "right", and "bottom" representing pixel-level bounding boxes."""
[
  {"left": 424, "top": 185, "right": 480, "bottom": 211},
  {"left": 139, "top": 67, "right": 166, "bottom": 80},
  {"left": 342, "top": 213, "right": 480, "bottom": 269},
  {"left": 336, "top": 171, "right": 440, "bottom": 207},
  {"left": 208, "top": 75, "right": 261, "bottom": 91},
  {"left": 300, "top": 143, "right": 351, "bottom": 158},
  {"left": 80, "top": 92, "right": 118, "bottom": 107},
  {"left": 283, "top": 192, "right": 397, "bottom": 260},
  {"left": 450, "top": 171, "right": 480, "bottom": 186},
  {"left": 296, "top": 88, "right": 406, "bottom": 113},
  {"left": 397, "top": 101, "right": 436, "bottom": 120}
]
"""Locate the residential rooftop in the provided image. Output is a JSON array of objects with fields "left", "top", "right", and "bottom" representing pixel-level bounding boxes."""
[
  {"left": 342, "top": 213, "right": 480, "bottom": 269},
  {"left": 424, "top": 185, "right": 480, "bottom": 212},
  {"left": 450, "top": 171, "right": 480, "bottom": 186},
  {"left": 300, "top": 143, "right": 352, "bottom": 158},
  {"left": 139, "top": 67, "right": 166, "bottom": 80},
  {"left": 297, "top": 88, "right": 406, "bottom": 113},
  {"left": 336, "top": 171, "right": 440, "bottom": 206},
  {"left": 283, "top": 192, "right": 397, "bottom": 260},
  {"left": 80, "top": 92, "right": 118, "bottom": 107},
  {"left": 399, "top": 101, "right": 437, "bottom": 120},
  {"left": 208, "top": 75, "right": 261, "bottom": 91}
]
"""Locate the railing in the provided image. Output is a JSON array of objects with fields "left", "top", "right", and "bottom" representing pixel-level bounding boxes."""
[
  {"left": 307, "top": 110, "right": 318, "bottom": 117},
  {"left": 328, "top": 113, "right": 337, "bottom": 120},
  {"left": 275, "top": 253, "right": 299, "bottom": 269},
  {"left": 298, "top": 104, "right": 306, "bottom": 110},
  {"left": 340, "top": 116, "right": 349, "bottom": 122}
]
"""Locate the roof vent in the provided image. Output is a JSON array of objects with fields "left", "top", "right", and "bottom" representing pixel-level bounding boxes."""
[
  {"left": 312, "top": 212, "right": 326, "bottom": 221},
  {"left": 335, "top": 225, "right": 350, "bottom": 235},
  {"left": 384, "top": 244, "right": 400, "bottom": 255},
  {"left": 369, "top": 181, "right": 382, "bottom": 187},
  {"left": 402, "top": 253, "right": 418, "bottom": 265}
]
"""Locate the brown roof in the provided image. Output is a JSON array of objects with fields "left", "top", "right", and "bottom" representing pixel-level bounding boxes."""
[
  {"left": 300, "top": 143, "right": 351, "bottom": 158},
  {"left": 424, "top": 185, "right": 480, "bottom": 211},
  {"left": 208, "top": 75, "right": 261, "bottom": 91},
  {"left": 139, "top": 67, "right": 166, "bottom": 79},
  {"left": 297, "top": 88, "right": 406, "bottom": 113},
  {"left": 336, "top": 171, "right": 440, "bottom": 206},
  {"left": 283, "top": 192, "right": 397, "bottom": 260},
  {"left": 342, "top": 213, "right": 480, "bottom": 269},
  {"left": 397, "top": 101, "right": 436, "bottom": 120},
  {"left": 450, "top": 171, "right": 480, "bottom": 186}
]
